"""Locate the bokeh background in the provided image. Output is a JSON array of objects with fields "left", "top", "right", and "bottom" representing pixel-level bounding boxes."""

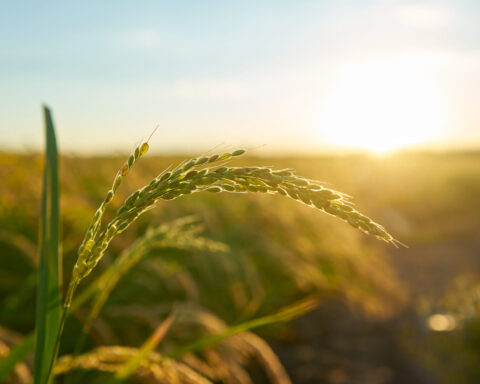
[{"left": 1, "top": 1, "right": 480, "bottom": 383}]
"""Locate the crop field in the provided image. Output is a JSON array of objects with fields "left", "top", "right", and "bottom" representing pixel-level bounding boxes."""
[
  {"left": 2, "top": 0, "right": 478, "bottom": 382},
  {"left": 1, "top": 148, "right": 480, "bottom": 383}
]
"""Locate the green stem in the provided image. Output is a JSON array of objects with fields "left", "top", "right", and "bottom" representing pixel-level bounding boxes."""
[
  {"left": 45, "top": 306, "right": 68, "bottom": 383},
  {"left": 44, "top": 280, "right": 78, "bottom": 383}
]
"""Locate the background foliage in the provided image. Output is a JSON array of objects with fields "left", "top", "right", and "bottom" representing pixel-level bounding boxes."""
[{"left": 1, "top": 151, "right": 480, "bottom": 383}]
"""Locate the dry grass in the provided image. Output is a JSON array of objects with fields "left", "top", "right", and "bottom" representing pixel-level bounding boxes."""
[{"left": 55, "top": 346, "right": 212, "bottom": 384}]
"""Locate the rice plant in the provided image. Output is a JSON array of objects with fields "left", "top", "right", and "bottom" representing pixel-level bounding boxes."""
[
  {"left": 3, "top": 106, "right": 398, "bottom": 384},
  {"left": 66, "top": 146, "right": 396, "bottom": 308}
]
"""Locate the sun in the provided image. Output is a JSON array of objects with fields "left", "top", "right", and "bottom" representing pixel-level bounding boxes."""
[{"left": 317, "top": 54, "right": 448, "bottom": 153}]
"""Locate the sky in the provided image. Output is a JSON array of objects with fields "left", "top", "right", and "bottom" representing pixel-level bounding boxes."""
[{"left": 0, "top": 0, "right": 479, "bottom": 154}]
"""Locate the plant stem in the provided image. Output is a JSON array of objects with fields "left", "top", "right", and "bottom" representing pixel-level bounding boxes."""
[
  {"left": 45, "top": 306, "right": 68, "bottom": 384},
  {"left": 45, "top": 280, "right": 78, "bottom": 383}
]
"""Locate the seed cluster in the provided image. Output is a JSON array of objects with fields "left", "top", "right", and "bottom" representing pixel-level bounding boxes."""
[
  {"left": 67, "top": 141, "right": 149, "bottom": 306},
  {"left": 66, "top": 148, "right": 396, "bottom": 307}
]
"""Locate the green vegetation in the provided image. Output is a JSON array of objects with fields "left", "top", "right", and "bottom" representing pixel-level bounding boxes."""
[
  {"left": 1, "top": 110, "right": 480, "bottom": 383},
  {"left": 34, "top": 106, "right": 62, "bottom": 384}
]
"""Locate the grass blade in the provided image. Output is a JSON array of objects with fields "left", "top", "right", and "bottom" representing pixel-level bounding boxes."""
[
  {"left": 34, "top": 105, "right": 62, "bottom": 384},
  {"left": 115, "top": 311, "right": 175, "bottom": 380},
  {"left": 168, "top": 298, "right": 318, "bottom": 359}
]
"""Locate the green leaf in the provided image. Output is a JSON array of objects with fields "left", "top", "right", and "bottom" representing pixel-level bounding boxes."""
[
  {"left": 168, "top": 298, "right": 318, "bottom": 359},
  {"left": 34, "top": 105, "right": 62, "bottom": 384}
]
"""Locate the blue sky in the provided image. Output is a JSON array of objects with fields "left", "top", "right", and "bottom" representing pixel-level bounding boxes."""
[{"left": 1, "top": 0, "right": 479, "bottom": 154}]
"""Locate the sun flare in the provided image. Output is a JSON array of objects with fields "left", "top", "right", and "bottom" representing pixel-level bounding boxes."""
[{"left": 317, "top": 54, "right": 448, "bottom": 153}]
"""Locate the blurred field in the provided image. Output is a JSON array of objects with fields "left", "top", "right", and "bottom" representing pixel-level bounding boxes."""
[{"left": 1, "top": 151, "right": 480, "bottom": 383}]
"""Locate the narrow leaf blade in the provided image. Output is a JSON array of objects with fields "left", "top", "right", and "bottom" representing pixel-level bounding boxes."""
[
  {"left": 34, "top": 105, "right": 62, "bottom": 384},
  {"left": 168, "top": 298, "right": 318, "bottom": 359},
  {"left": 116, "top": 312, "right": 175, "bottom": 380}
]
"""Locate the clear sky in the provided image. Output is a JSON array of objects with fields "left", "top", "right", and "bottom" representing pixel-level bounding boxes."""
[{"left": 1, "top": 0, "right": 479, "bottom": 154}]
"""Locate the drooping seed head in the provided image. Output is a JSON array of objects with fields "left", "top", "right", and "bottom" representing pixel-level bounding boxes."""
[{"left": 70, "top": 149, "right": 399, "bottom": 312}]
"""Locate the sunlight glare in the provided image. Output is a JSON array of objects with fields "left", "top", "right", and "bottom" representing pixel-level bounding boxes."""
[
  {"left": 317, "top": 54, "right": 448, "bottom": 153},
  {"left": 427, "top": 313, "right": 457, "bottom": 332}
]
